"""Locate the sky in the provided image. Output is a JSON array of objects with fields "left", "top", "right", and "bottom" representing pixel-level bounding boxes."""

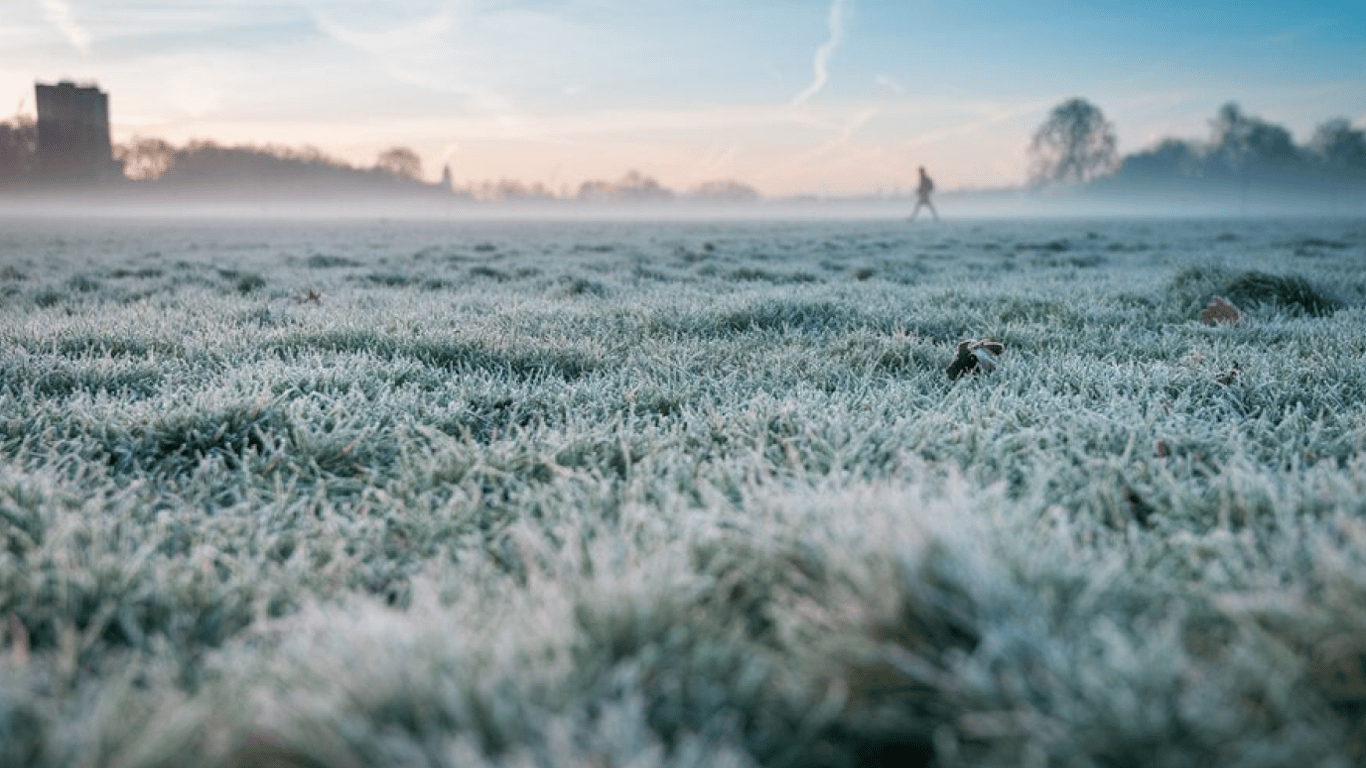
[{"left": 3, "top": 0, "right": 1364, "bottom": 195}]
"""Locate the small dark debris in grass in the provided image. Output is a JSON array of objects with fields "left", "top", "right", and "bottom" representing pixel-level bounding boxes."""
[
  {"left": 293, "top": 288, "right": 322, "bottom": 304},
  {"left": 1125, "top": 485, "right": 1158, "bottom": 527},
  {"left": 1216, "top": 363, "right": 1240, "bottom": 386},
  {"left": 946, "top": 340, "right": 1003, "bottom": 380}
]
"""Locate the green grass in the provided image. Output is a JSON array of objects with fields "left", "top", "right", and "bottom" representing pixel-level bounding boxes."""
[{"left": 1, "top": 216, "right": 1365, "bottom": 767}]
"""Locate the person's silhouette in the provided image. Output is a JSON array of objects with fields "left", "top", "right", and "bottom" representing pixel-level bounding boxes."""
[{"left": 909, "top": 166, "right": 939, "bottom": 221}]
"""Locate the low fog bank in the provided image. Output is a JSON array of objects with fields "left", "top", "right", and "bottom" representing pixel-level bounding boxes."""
[{"left": 2, "top": 183, "right": 1361, "bottom": 222}]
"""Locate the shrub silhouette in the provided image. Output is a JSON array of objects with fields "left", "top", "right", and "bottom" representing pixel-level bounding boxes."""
[{"left": 1222, "top": 271, "right": 1342, "bottom": 317}]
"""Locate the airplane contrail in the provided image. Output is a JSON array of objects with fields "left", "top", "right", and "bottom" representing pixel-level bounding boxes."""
[{"left": 792, "top": 0, "right": 850, "bottom": 106}]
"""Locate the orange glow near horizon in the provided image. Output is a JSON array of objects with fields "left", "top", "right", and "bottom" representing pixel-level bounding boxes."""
[{"left": 5, "top": 1, "right": 1362, "bottom": 197}]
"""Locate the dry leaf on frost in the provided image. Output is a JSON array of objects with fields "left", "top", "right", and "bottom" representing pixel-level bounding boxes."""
[
  {"left": 947, "top": 339, "right": 1004, "bottom": 380},
  {"left": 1201, "top": 296, "right": 1241, "bottom": 326}
]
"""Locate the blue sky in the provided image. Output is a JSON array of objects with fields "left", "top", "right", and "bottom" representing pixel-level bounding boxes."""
[{"left": 4, "top": 0, "right": 1363, "bottom": 194}]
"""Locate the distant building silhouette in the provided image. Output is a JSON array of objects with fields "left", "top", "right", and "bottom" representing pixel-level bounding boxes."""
[{"left": 35, "top": 80, "right": 117, "bottom": 181}]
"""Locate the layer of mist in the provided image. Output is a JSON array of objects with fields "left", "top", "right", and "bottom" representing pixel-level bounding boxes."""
[{"left": 2, "top": 100, "right": 1363, "bottom": 220}]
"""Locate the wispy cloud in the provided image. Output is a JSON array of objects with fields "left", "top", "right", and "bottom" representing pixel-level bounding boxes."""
[
  {"left": 306, "top": 0, "right": 511, "bottom": 111},
  {"left": 874, "top": 74, "right": 904, "bottom": 95},
  {"left": 41, "top": 0, "right": 91, "bottom": 53},
  {"left": 792, "top": 0, "right": 850, "bottom": 105}
]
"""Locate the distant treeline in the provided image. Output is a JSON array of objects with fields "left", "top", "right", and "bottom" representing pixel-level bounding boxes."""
[
  {"left": 1099, "top": 103, "right": 1366, "bottom": 192},
  {"left": 113, "top": 137, "right": 437, "bottom": 194},
  {"left": 463, "top": 172, "right": 759, "bottom": 204},
  {"left": 6, "top": 100, "right": 1361, "bottom": 203},
  {"left": 0, "top": 123, "right": 759, "bottom": 203}
]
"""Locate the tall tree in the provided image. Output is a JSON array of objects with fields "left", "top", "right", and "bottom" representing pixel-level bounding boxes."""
[
  {"left": 1028, "top": 98, "right": 1118, "bottom": 185},
  {"left": 114, "top": 137, "right": 176, "bottom": 180},
  {"left": 1309, "top": 118, "right": 1366, "bottom": 172},
  {"left": 0, "top": 116, "right": 38, "bottom": 180},
  {"left": 1207, "top": 102, "right": 1300, "bottom": 173},
  {"left": 376, "top": 147, "right": 422, "bottom": 181}
]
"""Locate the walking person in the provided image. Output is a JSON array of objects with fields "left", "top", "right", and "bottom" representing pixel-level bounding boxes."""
[{"left": 909, "top": 166, "right": 939, "bottom": 221}]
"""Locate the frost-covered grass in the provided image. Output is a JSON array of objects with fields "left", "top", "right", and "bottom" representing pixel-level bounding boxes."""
[{"left": 2, "top": 216, "right": 1365, "bottom": 767}]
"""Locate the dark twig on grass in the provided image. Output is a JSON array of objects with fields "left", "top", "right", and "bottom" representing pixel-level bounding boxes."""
[
  {"left": 947, "top": 340, "right": 1004, "bottom": 380},
  {"left": 1216, "top": 363, "right": 1241, "bottom": 386}
]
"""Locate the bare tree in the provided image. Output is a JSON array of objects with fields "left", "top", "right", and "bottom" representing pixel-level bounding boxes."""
[
  {"left": 376, "top": 146, "right": 422, "bottom": 180},
  {"left": 1028, "top": 98, "right": 1117, "bottom": 185},
  {"left": 114, "top": 137, "right": 176, "bottom": 180},
  {"left": 0, "top": 116, "right": 38, "bottom": 179}
]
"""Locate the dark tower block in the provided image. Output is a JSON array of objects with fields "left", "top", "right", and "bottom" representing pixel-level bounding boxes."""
[{"left": 35, "top": 81, "right": 115, "bottom": 181}]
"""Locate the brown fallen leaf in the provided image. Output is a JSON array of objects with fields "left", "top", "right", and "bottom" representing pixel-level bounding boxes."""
[
  {"left": 1201, "top": 295, "right": 1241, "bottom": 326},
  {"left": 947, "top": 339, "right": 1004, "bottom": 380}
]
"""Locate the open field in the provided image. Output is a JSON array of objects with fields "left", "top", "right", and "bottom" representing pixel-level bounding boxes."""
[{"left": 2, "top": 215, "right": 1365, "bottom": 767}]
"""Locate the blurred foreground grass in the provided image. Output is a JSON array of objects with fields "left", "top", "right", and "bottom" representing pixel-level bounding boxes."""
[{"left": 2, "top": 216, "right": 1366, "bottom": 767}]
